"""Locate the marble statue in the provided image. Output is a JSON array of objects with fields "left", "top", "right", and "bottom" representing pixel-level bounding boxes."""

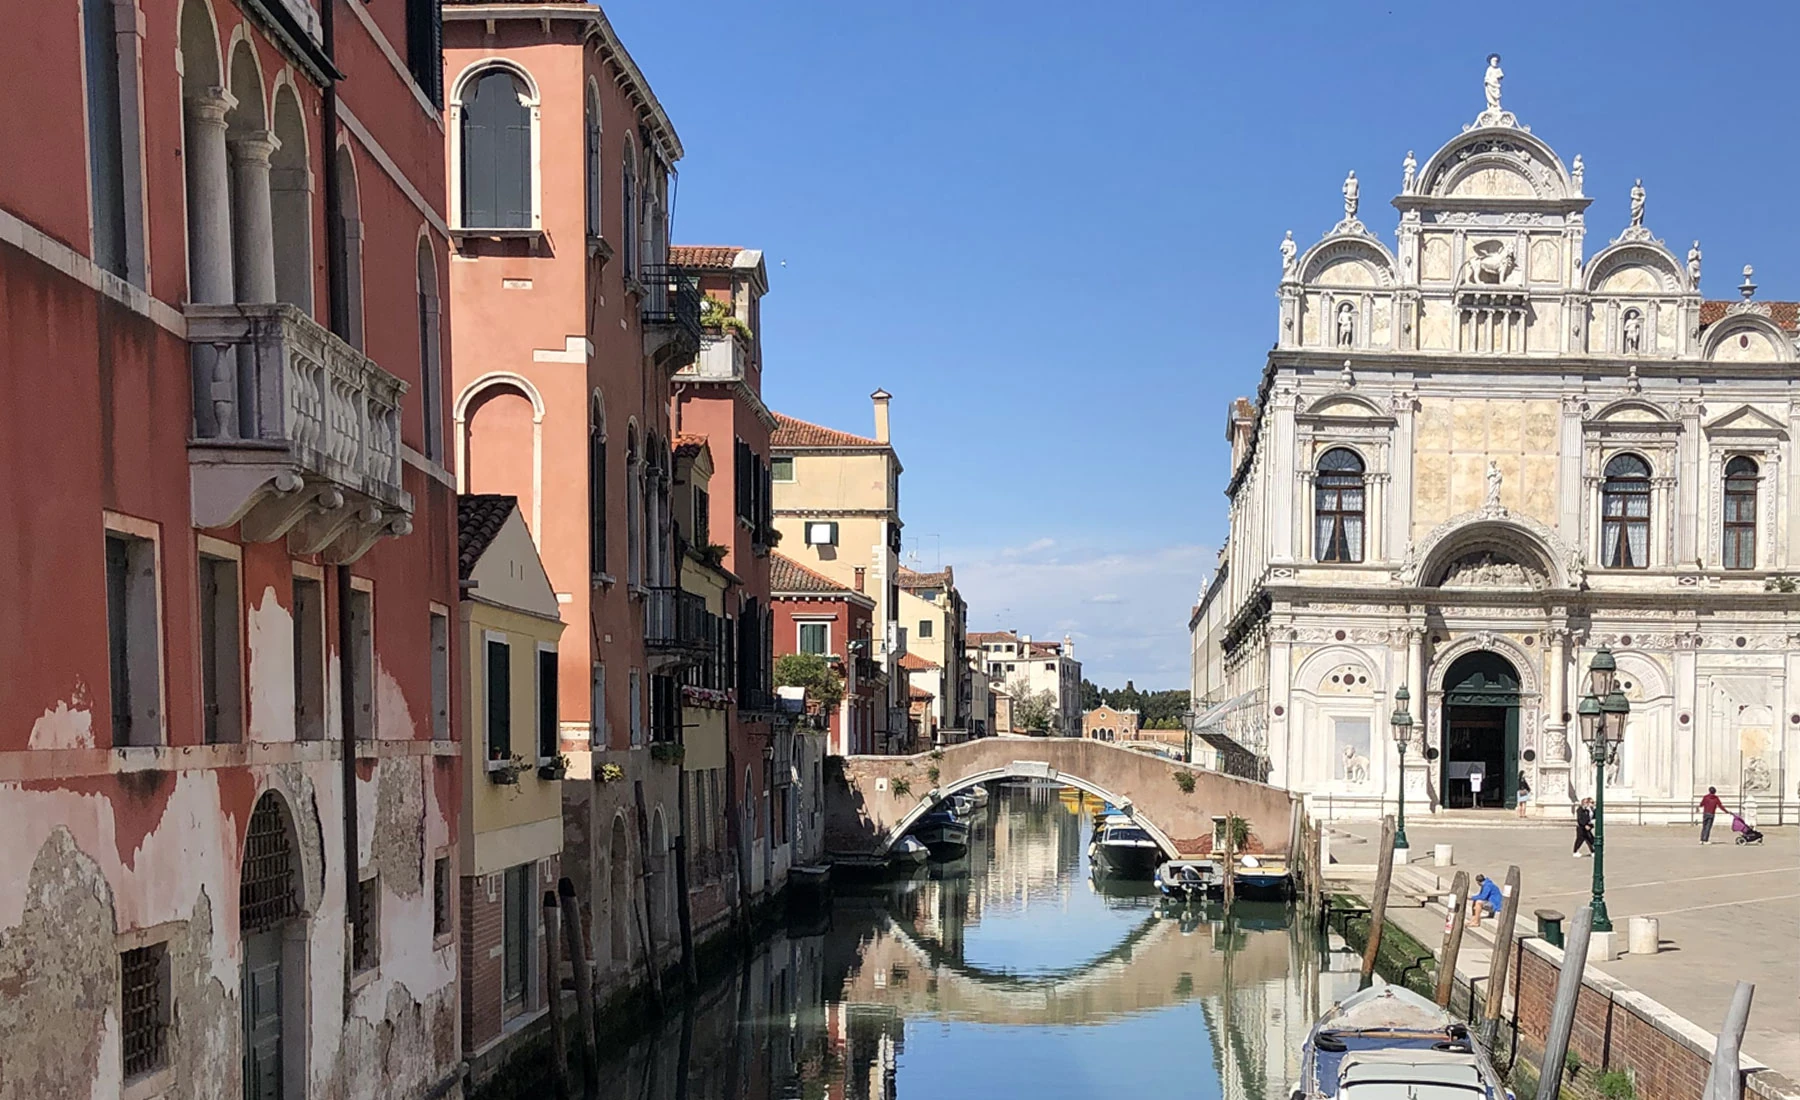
[
  {"left": 1342, "top": 171, "right": 1359, "bottom": 220},
  {"left": 1629, "top": 179, "right": 1645, "bottom": 227},
  {"left": 1623, "top": 310, "right": 1643, "bottom": 353},
  {"left": 1460, "top": 240, "right": 1517, "bottom": 285},
  {"left": 1484, "top": 460, "right": 1502, "bottom": 509},
  {"left": 1336, "top": 302, "right": 1356, "bottom": 347},
  {"left": 1688, "top": 240, "right": 1702, "bottom": 284},
  {"left": 1341, "top": 744, "right": 1371, "bottom": 785},
  {"left": 1484, "top": 54, "right": 1504, "bottom": 112},
  {"left": 1280, "top": 230, "right": 1297, "bottom": 275},
  {"left": 1441, "top": 551, "right": 1547, "bottom": 589},
  {"left": 1402, "top": 150, "right": 1417, "bottom": 194},
  {"left": 1571, "top": 154, "right": 1584, "bottom": 195}
]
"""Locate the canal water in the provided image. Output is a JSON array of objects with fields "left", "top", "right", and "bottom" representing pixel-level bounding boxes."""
[{"left": 593, "top": 782, "right": 1357, "bottom": 1100}]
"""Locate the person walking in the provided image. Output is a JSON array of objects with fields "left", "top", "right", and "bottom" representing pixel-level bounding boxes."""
[
  {"left": 1573, "top": 797, "right": 1594, "bottom": 857},
  {"left": 1698, "top": 786, "right": 1725, "bottom": 844}
]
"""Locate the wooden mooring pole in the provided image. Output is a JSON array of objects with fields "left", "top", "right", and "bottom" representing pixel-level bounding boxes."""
[
  {"left": 1222, "top": 815, "right": 1237, "bottom": 908},
  {"left": 558, "top": 877, "right": 599, "bottom": 1088},
  {"left": 542, "top": 890, "right": 571, "bottom": 1100},
  {"left": 1704, "top": 981, "right": 1756, "bottom": 1100},
  {"left": 1359, "top": 814, "right": 1398, "bottom": 987},
  {"left": 1533, "top": 905, "right": 1594, "bottom": 1100},
  {"left": 1435, "top": 870, "right": 1470, "bottom": 1007},
  {"left": 1479, "top": 865, "right": 1523, "bottom": 1051}
]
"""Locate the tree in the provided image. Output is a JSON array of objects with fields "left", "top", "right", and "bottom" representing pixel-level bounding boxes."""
[
  {"left": 774, "top": 653, "right": 844, "bottom": 711},
  {"left": 1009, "top": 677, "right": 1057, "bottom": 733}
]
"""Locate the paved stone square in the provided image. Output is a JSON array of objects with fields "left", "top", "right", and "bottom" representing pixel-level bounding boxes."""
[{"left": 1326, "top": 818, "right": 1800, "bottom": 1084}]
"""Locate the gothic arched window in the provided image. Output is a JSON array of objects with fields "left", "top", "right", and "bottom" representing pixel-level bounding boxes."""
[
  {"left": 1601, "top": 453, "right": 1651, "bottom": 568},
  {"left": 588, "top": 397, "right": 607, "bottom": 575},
  {"left": 1723, "top": 456, "right": 1758, "bottom": 570},
  {"left": 1314, "top": 447, "right": 1365, "bottom": 563},
  {"left": 460, "top": 68, "right": 532, "bottom": 229}
]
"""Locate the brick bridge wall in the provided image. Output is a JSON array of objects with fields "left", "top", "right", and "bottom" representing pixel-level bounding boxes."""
[{"left": 825, "top": 736, "right": 1295, "bottom": 860}]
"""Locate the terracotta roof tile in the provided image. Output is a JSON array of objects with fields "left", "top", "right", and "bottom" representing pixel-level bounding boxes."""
[
  {"left": 908, "top": 686, "right": 934, "bottom": 701},
  {"left": 673, "top": 433, "right": 710, "bottom": 461},
  {"left": 771, "top": 412, "right": 881, "bottom": 449},
  {"left": 896, "top": 652, "right": 939, "bottom": 671},
  {"left": 669, "top": 245, "right": 744, "bottom": 271},
  {"left": 896, "top": 565, "right": 954, "bottom": 589},
  {"left": 1699, "top": 299, "right": 1800, "bottom": 331},
  {"left": 457, "top": 494, "right": 517, "bottom": 580},
  {"left": 770, "top": 553, "right": 853, "bottom": 595},
  {"left": 968, "top": 631, "right": 1018, "bottom": 645}
]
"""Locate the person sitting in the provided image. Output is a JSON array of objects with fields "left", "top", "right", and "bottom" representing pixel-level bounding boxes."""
[{"left": 1468, "top": 872, "right": 1504, "bottom": 923}]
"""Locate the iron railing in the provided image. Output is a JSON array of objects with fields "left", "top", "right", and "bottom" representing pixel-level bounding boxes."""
[
  {"left": 639, "top": 264, "right": 702, "bottom": 351},
  {"left": 644, "top": 586, "right": 711, "bottom": 654}
]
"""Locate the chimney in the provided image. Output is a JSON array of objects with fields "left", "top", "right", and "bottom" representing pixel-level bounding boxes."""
[
  {"left": 871, "top": 388, "right": 892, "bottom": 444},
  {"left": 853, "top": 566, "right": 866, "bottom": 593},
  {"left": 1064, "top": 634, "right": 1074, "bottom": 657}
]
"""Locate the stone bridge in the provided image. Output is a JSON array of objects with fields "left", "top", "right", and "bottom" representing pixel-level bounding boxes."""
[{"left": 825, "top": 736, "right": 1296, "bottom": 861}]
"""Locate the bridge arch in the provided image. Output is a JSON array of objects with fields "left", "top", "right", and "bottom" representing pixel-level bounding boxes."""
[{"left": 881, "top": 763, "right": 1181, "bottom": 858}]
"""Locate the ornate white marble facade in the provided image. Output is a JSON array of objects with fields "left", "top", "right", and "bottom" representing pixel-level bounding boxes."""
[{"left": 1194, "top": 62, "right": 1800, "bottom": 822}]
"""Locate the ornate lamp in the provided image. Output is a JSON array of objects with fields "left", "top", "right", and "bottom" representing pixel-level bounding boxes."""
[
  {"left": 1585, "top": 646, "right": 1617, "bottom": 699},
  {"left": 1580, "top": 650, "right": 1629, "bottom": 934},
  {"left": 1390, "top": 685, "right": 1414, "bottom": 851}
]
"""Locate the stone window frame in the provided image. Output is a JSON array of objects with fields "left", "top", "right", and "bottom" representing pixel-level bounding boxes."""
[
  {"left": 1703, "top": 420, "right": 1785, "bottom": 574},
  {"left": 1294, "top": 405, "right": 1397, "bottom": 565},
  {"left": 195, "top": 534, "right": 245, "bottom": 745},
  {"left": 116, "top": 922, "right": 179, "bottom": 1100},
  {"left": 104, "top": 511, "right": 166, "bottom": 749},
  {"left": 446, "top": 58, "right": 543, "bottom": 233},
  {"left": 1579, "top": 410, "right": 1681, "bottom": 572},
  {"left": 83, "top": 0, "right": 151, "bottom": 288}
]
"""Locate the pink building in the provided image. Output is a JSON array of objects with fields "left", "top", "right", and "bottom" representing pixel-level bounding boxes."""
[
  {"left": 772, "top": 554, "right": 882, "bottom": 756},
  {"left": 0, "top": 0, "right": 460, "bottom": 1095}
]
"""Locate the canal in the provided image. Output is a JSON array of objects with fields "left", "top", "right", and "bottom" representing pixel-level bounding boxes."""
[{"left": 591, "top": 782, "right": 1355, "bottom": 1100}]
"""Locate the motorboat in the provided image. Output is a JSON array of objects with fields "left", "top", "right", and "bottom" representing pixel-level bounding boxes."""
[
  {"left": 1154, "top": 858, "right": 1221, "bottom": 900},
  {"left": 1232, "top": 853, "right": 1293, "bottom": 900},
  {"left": 1088, "top": 815, "right": 1163, "bottom": 879},
  {"left": 948, "top": 792, "right": 976, "bottom": 818},
  {"left": 888, "top": 836, "right": 929, "bottom": 866},
  {"left": 969, "top": 784, "right": 991, "bottom": 807},
  {"left": 908, "top": 810, "right": 970, "bottom": 859},
  {"left": 1292, "top": 984, "right": 1511, "bottom": 1099}
]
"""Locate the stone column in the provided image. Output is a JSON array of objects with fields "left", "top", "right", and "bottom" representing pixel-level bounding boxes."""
[
  {"left": 184, "top": 89, "right": 236, "bottom": 304},
  {"left": 1546, "top": 627, "right": 1569, "bottom": 760},
  {"left": 228, "top": 130, "right": 280, "bottom": 304}
]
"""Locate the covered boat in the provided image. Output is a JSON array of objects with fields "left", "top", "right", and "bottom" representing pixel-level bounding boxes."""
[
  {"left": 1088, "top": 815, "right": 1163, "bottom": 879},
  {"left": 888, "top": 835, "right": 929, "bottom": 866},
  {"left": 1293, "top": 984, "right": 1510, "bottom": 1099},
  {"left": 908, "top": 809, "right": 970, "bottom": 859},
  {"left": 1154, "top": 858, "right": 1221, "bottom": 900},
  {"left": 1232, "top": 853, "right": 1293, "bottom": 900}
]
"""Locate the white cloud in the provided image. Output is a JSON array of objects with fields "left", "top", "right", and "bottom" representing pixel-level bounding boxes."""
[{"left": 949, "top": 540, "right": 1212, "bottom": 688}]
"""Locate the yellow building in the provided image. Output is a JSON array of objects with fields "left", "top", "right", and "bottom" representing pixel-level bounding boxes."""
[
  {"left": 771, "top": 391, "right": 906, "bottom": 750},
  {"left": 457, "top": 495, "right": 566, "bottom": 1061}
]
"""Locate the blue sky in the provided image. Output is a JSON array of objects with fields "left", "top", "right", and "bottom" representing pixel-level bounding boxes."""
[{"left": 608, "top": 1, "right": 1800, "bottom": 687}]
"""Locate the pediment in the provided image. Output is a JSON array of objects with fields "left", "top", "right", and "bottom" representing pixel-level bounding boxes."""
[
  {"left": 1586, "top": 398, "right": 1677, "bottom": 432},
  {"left": 1704, "top": 404, "right": 1789, "bottom": 439},
  {"left": 1298, "top": 393, "right": 1393, "bottom": 423},
  {"left": 1704, "top": 315, "right": 1794, "bottom": 363}
]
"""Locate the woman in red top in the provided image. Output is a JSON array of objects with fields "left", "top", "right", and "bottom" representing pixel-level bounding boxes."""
[{"left": 1698, "top": 787, "right": 1725, "bottom": 844}]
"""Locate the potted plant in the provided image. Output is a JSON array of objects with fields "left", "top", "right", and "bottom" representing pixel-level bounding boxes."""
[
  {"left": 597, "top": 762, "right": 624, "bottom": 783},
  {"left": 487, "top": 753, "right": 529, "bottom": 785},
  {"left": 650, "top": 741, "right": 685, "bottom": 766},
  {"left": 537, "top": 753, "right": 570, "bottom": 781}
]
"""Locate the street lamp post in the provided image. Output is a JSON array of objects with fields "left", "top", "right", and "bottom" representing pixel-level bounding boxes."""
[
  {"left": 1179, "top": 709, "right": 1196, "bottom": 765},
  {"left": 1390, "top": 685, "right": 1413, "bottom": 851},
  {"left": 1578, "top": 648, "right": 1627, "bottom": 934}
]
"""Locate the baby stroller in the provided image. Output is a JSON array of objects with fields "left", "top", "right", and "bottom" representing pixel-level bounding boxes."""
[{"left": 1731, "top": 814, "right": 1764, "bottom": 845}]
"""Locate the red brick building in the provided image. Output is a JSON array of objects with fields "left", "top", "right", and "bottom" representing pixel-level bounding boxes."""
[
  {"left": 772, "top": 554, "right": 881, "bottom": 756},
  {"left": 0, "top": 0, "right": 461, "bottom": 1094}
]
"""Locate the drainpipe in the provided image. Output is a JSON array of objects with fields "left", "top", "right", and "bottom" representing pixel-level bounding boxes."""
[{"left": 319, "top": 0, "right": 358, "bottom": 1020}]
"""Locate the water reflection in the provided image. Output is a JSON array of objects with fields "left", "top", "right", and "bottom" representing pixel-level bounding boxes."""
[{"left": 593, "top": 782, "right": 1358, "bottom": 1100}]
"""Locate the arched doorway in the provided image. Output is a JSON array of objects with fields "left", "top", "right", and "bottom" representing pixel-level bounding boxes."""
[
  {"left": 1440, "top": 652, "right": 1520, "bottom": 809},
  {"left": 240, "top": 792, "right": 304, "bottom": 1099},
  {"left": 608, "top": 816, "right": 629, "bottom": 963}
]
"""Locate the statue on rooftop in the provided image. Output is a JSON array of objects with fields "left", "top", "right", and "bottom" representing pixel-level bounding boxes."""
[
  {"left": 1629, "top": 179, "right": 1646, "bottom": 228},
  {"left": 1280, "top": 230, "right": 1297, "bottom": 276},
  {"left": 1402, "top": 150, "right": 1417, "bottom": 194},
  {"left": 1343, "top": 171, "right": 1359, "bottom": 221},
  {"left": 1688, "top": 240, "right": 1702, "bottom": 285},
  {"left": 1571, "top": 154, "right": 1584, "bottom": 195},
  {"left": 1484, "top": 54, "right": 1504, "bottom": 112}
]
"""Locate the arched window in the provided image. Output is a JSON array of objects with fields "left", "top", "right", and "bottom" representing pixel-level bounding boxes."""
[
  {"left": 1314, "top": 448, "right": 1366, "bottom": 563},
  {"left": 1723, "top": 456, "right": 1758, "bottom": 570},
  {"left": 270, "top": 85, "right": 313, "bottom": 311},
  {"left": 620, "top": 142, "right": 637, "bottom": 277},
  {"left": 1601, "top": 453, "right": 1651, "bottom": 568},
  {"left": 588, "top": 397, "right": 607, "bottom": 575},
  {"left": 625, "top": 426, "right": 642, "bottom": 586},
  {"left": 584, "top": 84, "right": 601, "bottom": 239},
  {"left": 460, "top": 68, "right": 531, "bottom": 229},
  {"left": 416, "top": 238, "right": 442, "bottom": 460},
  {"left": 330, "top": 145, "right": 364, "bottom": 349}
]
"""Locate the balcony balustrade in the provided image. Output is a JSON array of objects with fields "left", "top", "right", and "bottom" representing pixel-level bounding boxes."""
[
  {"left": 644, "top": 586, "right": 711, "bottom": 656},
  {"left": 186, "top": 303, "right": 413, "bottom": 562},
  {"left": 678, "top": 329, "right": 751, "bottom": 383},
  {"left": 639, "top": 263, "right": 702, "bottom": 371}
]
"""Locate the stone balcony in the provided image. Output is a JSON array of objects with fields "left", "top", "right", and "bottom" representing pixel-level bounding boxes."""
[
  {"left": 638, "top": 264, "right": 702, "bottom": 372},
  {"left": 186, "top": 303, "right": 413, "bottom": 563},
  {"left": 678, "top": 329, "right": 754, "bottom": 383}
]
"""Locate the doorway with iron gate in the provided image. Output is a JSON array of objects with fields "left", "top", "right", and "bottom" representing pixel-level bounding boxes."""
[
  {"left": 1440, "top": 651, "right": 1520, "bottom": 810},
  {"left": 240, "top": 792, "right": 306, "bottom": 1100}
]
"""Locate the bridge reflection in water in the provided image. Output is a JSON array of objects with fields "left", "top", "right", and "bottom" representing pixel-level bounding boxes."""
[{"left": 590, "top": 783, "right": 1359, "bottom": 1100}]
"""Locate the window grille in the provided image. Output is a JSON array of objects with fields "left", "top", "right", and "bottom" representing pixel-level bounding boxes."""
[
  {"left": 352, "top": 876, "right": 379, "bottom": 972},
  {"left": 240, "top": 796, "right": 296, "bottom": 933},
  {"left": 120, "top": 944, "right": 166, "bottom": 1079},
  {"left": 433, "top": 857, "right": 451, "bottom": 938}
]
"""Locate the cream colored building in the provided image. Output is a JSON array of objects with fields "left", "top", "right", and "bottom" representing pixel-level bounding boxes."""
[
  {"left": 1192, "top": 65, "right": 1800, "bottom": 823},
  {"left": 896, "top": 565, "right": 971, "bottom": 733},
  {"left": 772, "top": 391, "right": 907, "bottom": 749},
  {"left": 971, "top": 631, "right": 1082, "bottom": 735}
]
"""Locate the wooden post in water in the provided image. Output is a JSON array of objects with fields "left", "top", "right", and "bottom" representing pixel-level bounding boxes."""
[
  {"left": 1222, "top": 815, "right": 1236, "bottom": 908},
  {"left": 1435, "top": 870, "right": 1470, "bottom": 1007},
  {"left": 632, "top": 780, "right": 664, "bottom": 1006},
  {"left": 1360, "top": 814, "right": 1398, "bottom": 986},
  {"left": 558, "top": 877, "right": 599, "bottom": 1087},
  {"left": 1704, "top": 981, "right": 1756, "bottom": 1100},
  {"left": 1479, "top": 865, "right": 1523, "bottom": 1051},
  {"left": 542, "top": 890, "right": 571, "bottom": 1100},
  {"left": 1534, "top": 905, "right": 1593, "bottom": 1100}
]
